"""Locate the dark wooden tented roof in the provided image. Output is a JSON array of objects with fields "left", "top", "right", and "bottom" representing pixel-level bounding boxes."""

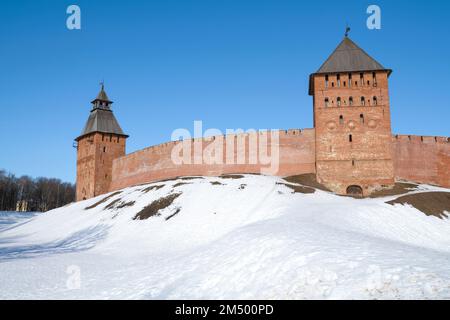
[
  {"left": 76, "top": 109, "right": 127, "bottom": 141},
  {"left": 76, "top": 85, "right": 128, "bottom": 141},
  {"left": 316, "top": 37, "right": 388, "bottom": 74},
  {"left": 309, "top": 36, "right": 391, "bottom": 95}
]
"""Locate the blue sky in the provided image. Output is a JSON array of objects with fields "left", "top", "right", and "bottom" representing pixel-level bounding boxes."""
[{"left": 0, "top": 0, "right": 449, "bottom": 183}]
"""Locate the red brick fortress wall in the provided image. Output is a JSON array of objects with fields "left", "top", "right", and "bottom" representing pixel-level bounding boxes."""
[
  {"left": 106, "top": 129, "right": 449, "bottom": 194},
  {"left": 392, "top": 135, "right": 450, "bottom": 188},
  {"left": 109, "top": 129, "right": 316, "bottom": 191}
]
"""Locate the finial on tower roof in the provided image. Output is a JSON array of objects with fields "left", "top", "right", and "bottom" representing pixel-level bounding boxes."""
[
  {"left": 345, "top": 25, "right": 351, "bottom": 37},
  {"left": 91, "top": 81, "right": 112, "bottom": 105}
]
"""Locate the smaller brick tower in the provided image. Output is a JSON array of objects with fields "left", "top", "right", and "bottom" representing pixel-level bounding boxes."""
[
  {"left": 75, "top": 84, "right": 128, "bottom": 201},
  {"left": 309, "top": 35, "right": 395, "bottom": 196}
]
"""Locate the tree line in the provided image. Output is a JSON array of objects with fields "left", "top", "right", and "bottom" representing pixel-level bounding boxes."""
[{"left": 0, "top": 169, "right": 75, "bottom": 212}]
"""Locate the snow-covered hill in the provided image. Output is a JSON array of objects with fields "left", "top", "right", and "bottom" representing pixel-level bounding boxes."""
[{"left": 0, "top": 175, "right": 449, "bottom": 299}]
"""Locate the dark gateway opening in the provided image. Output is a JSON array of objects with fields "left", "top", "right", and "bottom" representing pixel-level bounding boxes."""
[{"left": 347, "top": 185, "right": 363, "bottom": 197}]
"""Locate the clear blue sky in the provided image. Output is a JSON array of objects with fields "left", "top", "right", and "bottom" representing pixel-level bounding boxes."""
[{"left": 0, "top": 0, "right": 449, "bottom": 183}]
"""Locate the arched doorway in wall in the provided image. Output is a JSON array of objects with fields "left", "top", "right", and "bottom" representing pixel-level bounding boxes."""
[{"left": 346, "top": 185, "right": 363, "bottom": 197}]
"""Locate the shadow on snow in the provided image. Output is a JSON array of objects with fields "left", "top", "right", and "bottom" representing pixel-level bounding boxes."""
[{"left": 0, "top": 225, "right": 109, "bottom": 261}]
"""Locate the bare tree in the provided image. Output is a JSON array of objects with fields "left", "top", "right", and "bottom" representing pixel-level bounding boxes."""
[{"left": 0, "top": 169, "right": 75, "bottom": 212}]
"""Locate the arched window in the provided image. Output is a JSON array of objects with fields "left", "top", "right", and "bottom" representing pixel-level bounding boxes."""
[
  {"left": 325, "top": 75, "right": 329, "bottom": 88},
  {"left": 348, "top": 73, "right": 352, "bottom": 87},
  {"left": 337, "top": 74, "right": 341, "bottom": 87},
  {"left": 360, "top": 73, "right": 364, "bottom": 86},
  {"left": 349, "top": 134, "right": 353, "bottom": 142},
  {"left": 349, "top": 97, "right": 353, "bottom": 106},
  {"left": 373, "top": 96, "right": 378, "bottom": 106},
  {"left": 325, "top": 98, "right": 329, "bottom": 107},
  {"left": 372, "top": 72, "right": 377, "bottom": 86},
  {"left": 339, "top": 115, "right": 344, "bottom": 125},
  {"left": 337, "top": 97, "right": 341, "bottom": 107},
  {"left": 361, "top": 97, "right": 365, "bottom": 106},
  {"left": 360, "top": 114, "right": 364, "bottom": 124}
]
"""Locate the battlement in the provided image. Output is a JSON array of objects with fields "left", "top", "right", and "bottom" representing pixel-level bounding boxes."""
[
  {"left": 393, "top": 134, "right": 450, "bottom": 144},
  {"left": 76, "top": 36, "right": 450, "bottom": 201},
  {"left": 109, "top": 129, "right": 316, "bottom": 191},
  {"left": 392, "top": 133, "right": 450, "bottom": 188}
]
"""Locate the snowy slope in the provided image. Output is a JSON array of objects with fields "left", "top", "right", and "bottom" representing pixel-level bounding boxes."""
[{"left": 0, "top": 175, "right": 449, "bottom": 299}]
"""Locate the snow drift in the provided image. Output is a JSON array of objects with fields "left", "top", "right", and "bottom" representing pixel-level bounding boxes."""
[{"left": 0, "top": 174, "right": 449, "bottom": 299}]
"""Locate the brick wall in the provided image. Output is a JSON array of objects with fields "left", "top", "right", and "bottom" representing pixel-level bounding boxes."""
[
  {"left": 109, "top": 129, "right": 316, "bottom": 191},
  {"left": 312, "top": 71, "right": 395, "bottom": 195},
  {"left": 392, "top": 135, "right": 450, "bottom": 188},
  {"left": 100, "top": 129, "right": 449, "bottom": 195},
  {"left": 76, "top": 132, "right": 126, "bottom": 201}
]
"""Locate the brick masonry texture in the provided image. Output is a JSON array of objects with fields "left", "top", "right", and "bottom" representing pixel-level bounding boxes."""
[
  {"left": 75, "top": 44, "right": 450, "bottom": 200},
  {"left": 109, "top": 129, "right": 316, "bottom": 191},
  {"left": 311, "top": 71, "right": 395, "bottom": 196},
  {"left": 106, "top": 130, "right": 449, "bottom": 195},
  {"left": 392, "top": 135, "right": 450, "bottom": 188},
  {"left": 76, "top": 132, "right": 126, "bottom": 201}
]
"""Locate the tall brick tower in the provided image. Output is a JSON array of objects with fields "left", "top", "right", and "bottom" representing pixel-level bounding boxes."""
[
  {"left": 75, "top": 84, "right": 128, "bottom": 201},
  {"left": 309, "top": 35, "right": 394, "bottom": 196}
]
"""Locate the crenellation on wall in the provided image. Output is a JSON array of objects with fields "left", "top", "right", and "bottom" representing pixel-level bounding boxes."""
[
  {"left": 394, "top": 134, "right": 449, "bottom": 144},
  {"left": 76, "top": 37, "right": 449, "bottom": 201},
  {"left": 105, "top": 128, "right": 449, "bottom": 194},
  {"left": 391, "top": 134, "right": 450, "bottom": 188},
  {"left": 109, "top": 129, "right": 316, "bottom": 191}
]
